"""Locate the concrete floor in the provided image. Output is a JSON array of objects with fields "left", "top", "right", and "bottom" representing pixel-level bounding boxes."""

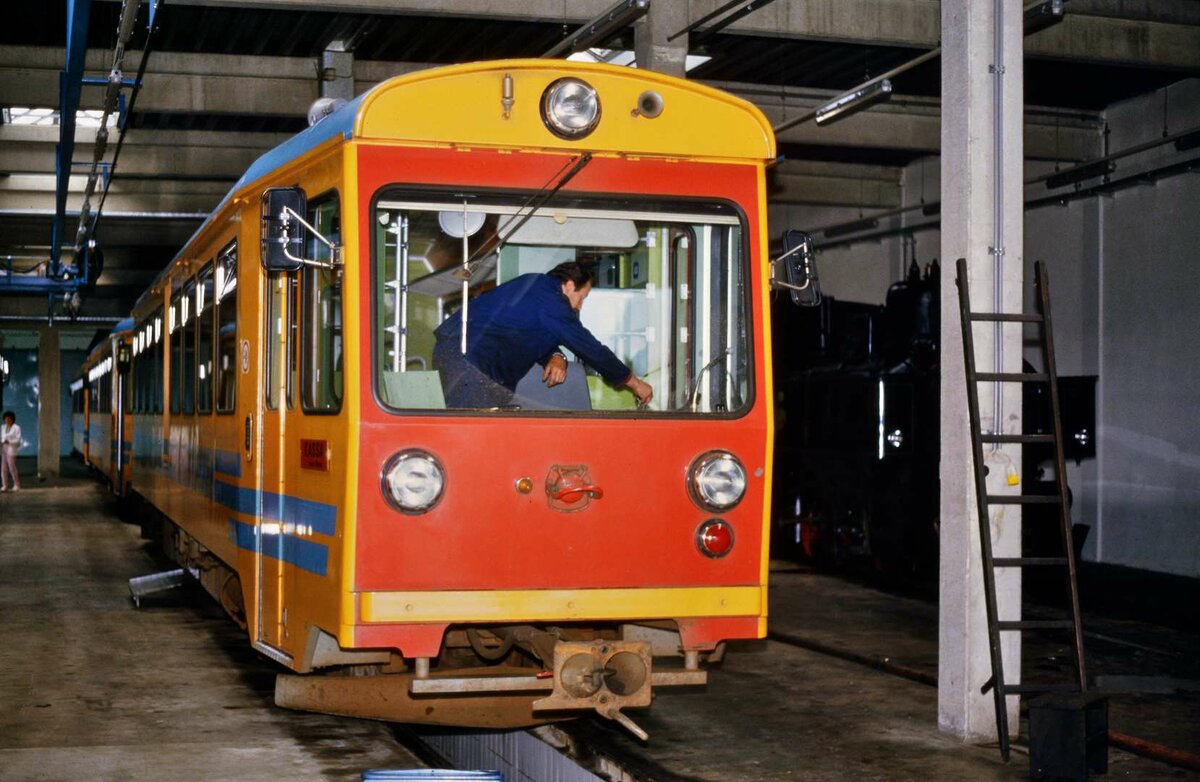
[
  {"left": 563, "top": 565, "right": 1200, "bottom": 781},
  {"left": 0, "top": 477, "right": 423, "bottom": 782},
  {"left": 2, "top": 469, "right": 1197, "bottom": 781}
]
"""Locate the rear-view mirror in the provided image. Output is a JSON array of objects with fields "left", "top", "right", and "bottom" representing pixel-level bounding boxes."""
[
  {"left": 260, "top": 187, "right": 307, "bottom": 272},
  {"left": 775, "top": 229, "right": 823, "bottom": 307}
]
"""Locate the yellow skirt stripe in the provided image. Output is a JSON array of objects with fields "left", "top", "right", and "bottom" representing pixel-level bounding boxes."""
[{"left": 360, "top": 586, "right": 764, "bottom": 624}]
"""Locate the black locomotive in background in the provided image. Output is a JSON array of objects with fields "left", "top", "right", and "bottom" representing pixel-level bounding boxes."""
[{"left": 771, "top": 259, "right": 1095, "bottom": 579}]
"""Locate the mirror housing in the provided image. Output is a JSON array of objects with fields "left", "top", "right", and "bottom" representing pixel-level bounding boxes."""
[
  {"left": 260, "top": 187, "right": 307, "bottom": 272},
  {"left": 116, "top": 343, "right": 132, "bottom": 375},
  {"left": 773, "top": 229, "right": 822, "bottom": 307}
]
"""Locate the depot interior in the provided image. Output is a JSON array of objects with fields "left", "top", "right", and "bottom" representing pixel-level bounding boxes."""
[{"left": 0, "top": 2, "right": 1197, "bottom": 781}]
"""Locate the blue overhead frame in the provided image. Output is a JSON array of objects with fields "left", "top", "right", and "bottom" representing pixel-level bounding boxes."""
[{"left": 51, "top": 0, "right": 94, "bottom": 279}]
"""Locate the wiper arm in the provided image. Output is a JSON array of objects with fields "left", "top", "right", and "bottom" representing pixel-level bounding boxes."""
[
  {"left": 688, "top": 349, "right": 730, "bottom": 412},
  {"left": 458, "top": 152, "right": 594, "bottom": 279}
]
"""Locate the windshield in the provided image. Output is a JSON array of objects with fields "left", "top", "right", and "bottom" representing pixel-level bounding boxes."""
[{"left": 372, "top": 192, "right": 750, "bottom": 415}]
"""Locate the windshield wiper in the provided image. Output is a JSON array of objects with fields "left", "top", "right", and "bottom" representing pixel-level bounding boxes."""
[
  {"left": 687, "top": 349, "right": 730, "bottom": 412},
  {"left": 458, "top": 152, "right": 594, "bottom": 278}
]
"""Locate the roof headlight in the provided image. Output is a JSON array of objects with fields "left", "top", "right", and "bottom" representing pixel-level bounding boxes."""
[
  {"left": 688, "top": 451, "right": 746, "bottom": 513},
  {"left": 541, "top": 78, "right": 601, "bottom": 139},
  {"left": 381, "top": 449, "right": 445, "bottom": 514}
]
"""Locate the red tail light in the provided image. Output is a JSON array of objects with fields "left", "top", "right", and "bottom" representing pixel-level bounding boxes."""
[{"left": 696, "top": 520, "right": 734, "bottom": 558}]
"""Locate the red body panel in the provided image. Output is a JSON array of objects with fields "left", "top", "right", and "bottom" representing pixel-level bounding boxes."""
[{"left": 354, "top": 145, "right": 767, "bottom": 597}]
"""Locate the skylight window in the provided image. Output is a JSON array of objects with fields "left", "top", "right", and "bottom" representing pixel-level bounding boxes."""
[
  {"left": 1, "top": 107, "right": 117, "bottom": 128},
  {"left": 567, "top": 48, "right": 713, "bottom": 72}
]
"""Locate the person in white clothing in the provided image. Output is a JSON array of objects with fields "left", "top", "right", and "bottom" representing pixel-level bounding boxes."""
[{"left": 1, "top": 410, "right": 21, "bottom": 491}]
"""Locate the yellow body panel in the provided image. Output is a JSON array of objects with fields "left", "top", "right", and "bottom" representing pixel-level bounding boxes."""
[
  {"left": 360, "top": 586, "right": 763, "bottom": 624},
  {"left": 355, "top": 60, "right": 775, "bottom": 163},
  {"left": 338, "top": 141, "right": 362, "bottom": 650}
]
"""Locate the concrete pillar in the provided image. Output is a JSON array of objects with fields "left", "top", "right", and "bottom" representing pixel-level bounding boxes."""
[
  {"left": 634, "top": 2, "right": 687, "bottom": 77},
  {"left": 321, "top": 43, "right": 354, "bottom": 101},
  {"left": 37, "top": 327, "right": 61, "bottom": 480},
  {"left": 938, "top": 0, "right": 1025, "bottom": 741}
]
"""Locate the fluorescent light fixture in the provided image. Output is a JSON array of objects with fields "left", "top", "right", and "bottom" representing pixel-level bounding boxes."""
[
  {"left": 1175, "top": 130, "right": 1200, "bottom": 152},
  {"left": 566, "top": 48, "right": 712, "bottom": 72},
  {"left": 1024, "top": 0, "right": 1066, "bottom": 35},
  {"left": 814, "top": 80, "right": 893, "bottom": 126},
  {"left": 1045, "top": 159, "right": 1116, "bottom": 189},
  {"left": 2, "top": 107, "right": 116, "bottom": 128}
]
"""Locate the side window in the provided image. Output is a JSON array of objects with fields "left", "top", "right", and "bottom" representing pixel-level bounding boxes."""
[
  {"left": 265, "top": 272, "right": 285, "bottom": 411},
  {"left": 182, "top": 280, "right": 196, "bottom": 414},
  {"left": 133, "top": 329, "right": 144, "bottom": 414},
  {"left": 123, "top": 347, "right": 134, "bottom": 411},
  {"left": 170, "top": 289, "right": 184, "bottom": 414},
  {"left": 153, "top": 310, "right": 164, "bottom": 414},
  {"left": 301, "top": 194, "right": 343, "bottom": 412},
  {"left": 288, "top": 275, "right": 299, "bottom": 409},
  {"left": 139, "top": 321, "right": 153, "bottom": 414},
  {"left": 216, "top": 241, "right": 239, "bottom": 414},
  {"left": 196, "top": 264, "right": 215, "bottom": 414}
]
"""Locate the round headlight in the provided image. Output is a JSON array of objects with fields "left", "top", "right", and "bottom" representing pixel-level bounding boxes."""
[
  {"left": 381, "top": 449, "right": 445, "bottom": 514},
  {"left": 688, "top": 451, "right": 747, "bottom": 512},
  {"left": 541, "top": 78, "right": 601, "bottom": 139}
]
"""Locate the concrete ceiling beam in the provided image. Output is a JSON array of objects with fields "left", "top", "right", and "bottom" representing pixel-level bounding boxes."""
[
  {"left": 0, "top": 46, "right": 319, "bottom": 116},
  {"left": 0, "top": 214, "right": 201, "bottom": 250},
  {"left": 1067, "top": 0, "right": 1200, "bottom": 26},
  {"left": 1026, "top": 14, "right": 1200, "bottom": 70},
  {"left": 73, "top": 0, "right": 1200, "bottom": 69},
  {"left": 768, "top": 160, "right": 902, "bottom": 207},
  {"left": 733, "top": 85, "right": 1103, "bottom": 162},
  {"left": 0, "top": 126, "right": 277, "bottom": 181}
]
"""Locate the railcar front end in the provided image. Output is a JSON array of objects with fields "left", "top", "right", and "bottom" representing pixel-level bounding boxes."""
[
  {"left": 112, "top": 60, "right": 777, "bottom": 738},
  {"left": 267, "top": 62, "right": 777, "bottom": 736}
]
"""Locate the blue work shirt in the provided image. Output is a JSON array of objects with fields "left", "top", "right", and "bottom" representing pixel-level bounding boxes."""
[{"left": 434, "top": 273, "right": 631, "bottom": 390}]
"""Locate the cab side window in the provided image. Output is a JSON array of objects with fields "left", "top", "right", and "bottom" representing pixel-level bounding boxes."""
[
  {"left": 301, "top": 194, "right": 343, "bottom": 413},
  {"left": 196, "top": 264, "right": 215, "bottom": 414},
  {"left": 216, "top": 242, "right": 239, "bottom": 414}
]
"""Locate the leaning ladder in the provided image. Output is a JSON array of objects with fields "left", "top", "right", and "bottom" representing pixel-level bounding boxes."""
[{"left": 954, "top": 258, "right": 1088, "bottom": 761}]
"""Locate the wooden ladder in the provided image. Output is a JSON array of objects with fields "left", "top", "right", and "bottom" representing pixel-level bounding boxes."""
[{"left": 954, "top": 258, "right": 1088, "bottom": 761}]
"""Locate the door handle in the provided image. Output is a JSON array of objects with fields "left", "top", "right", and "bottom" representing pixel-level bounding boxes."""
[{"left": 552, "top": 484, "right": 604, "bottom": 503}]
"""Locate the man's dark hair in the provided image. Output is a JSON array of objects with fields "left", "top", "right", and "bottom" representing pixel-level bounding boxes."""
[
  {"left": 2, "top": 411, "right": 13, "bottom": 422},
  {"left": 546, "top": 261, "right": 593, "bottom": 288}
]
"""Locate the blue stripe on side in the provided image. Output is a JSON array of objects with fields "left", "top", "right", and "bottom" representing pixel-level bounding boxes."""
[
  {"left": 214, "top": 449, "right": 242, "bottom": 478},
  {"left": 212, "top": 479, "right": 338, "bottom": 537},
  {"left": 228, "top": 519, "right": 329, "bottom": 577}
]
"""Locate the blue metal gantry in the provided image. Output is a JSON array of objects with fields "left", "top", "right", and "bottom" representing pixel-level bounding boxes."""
[{"left": 1, "top": 0, "right": 158, "bottom": 298}]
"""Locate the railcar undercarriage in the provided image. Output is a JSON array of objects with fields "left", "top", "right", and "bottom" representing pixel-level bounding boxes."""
[{"left": 146, "top": 502, "right": 713, "bottom": 739}]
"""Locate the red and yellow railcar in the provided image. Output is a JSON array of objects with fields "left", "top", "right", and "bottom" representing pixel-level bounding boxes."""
[{"left": 106, "top": 60, "right": 778, "bottom": 735}]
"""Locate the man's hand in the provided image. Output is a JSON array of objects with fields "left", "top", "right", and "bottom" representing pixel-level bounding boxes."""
[
  {"left": 542, "top": 354, "right": 568, "bottom": 387},
  {"left": 625, "top": 376, "right": 653, "bottom": 408}
]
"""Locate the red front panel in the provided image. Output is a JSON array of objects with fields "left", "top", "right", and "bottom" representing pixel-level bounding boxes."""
[{"left": 354, "top": 145, "right": 768, "bottom": 594}]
